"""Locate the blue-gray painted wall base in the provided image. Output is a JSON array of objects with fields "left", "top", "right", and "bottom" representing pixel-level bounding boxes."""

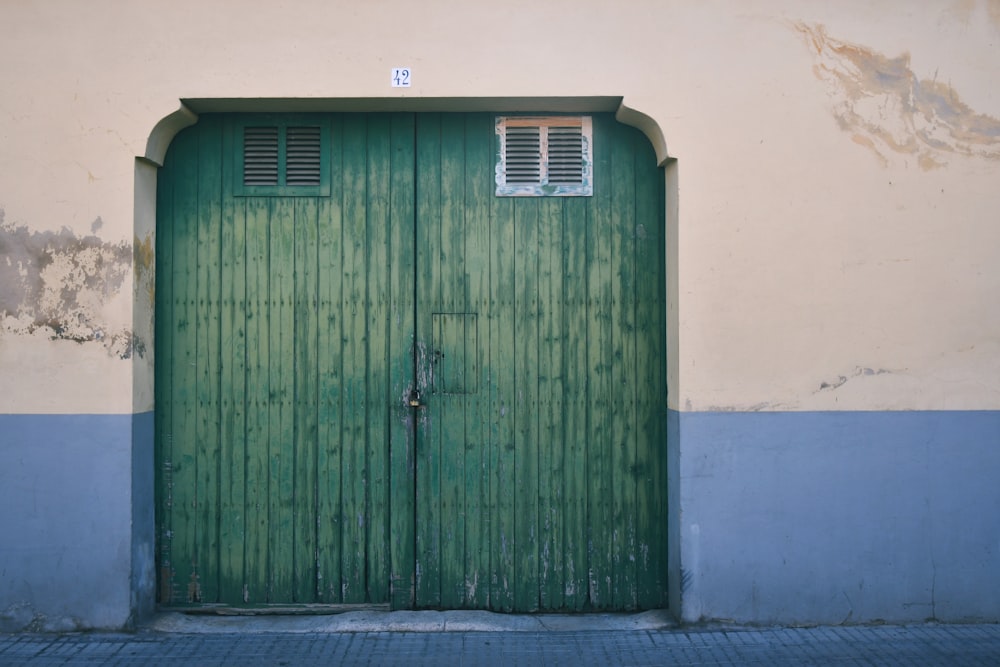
[
  {"left": 131, "top": 411, "right": 156, "bottom": 624},
  {"left": 1, "top": 410, "right": 998, "bottom": 629},
  {"left": 672, "top": 410, "right": 1000, "bottom": 625},
  {"left": 0, "top": 414, "right": 139, "bottom": 632},
  {"left": 666, "top": 408, "right": 681, "bottom": 619}
]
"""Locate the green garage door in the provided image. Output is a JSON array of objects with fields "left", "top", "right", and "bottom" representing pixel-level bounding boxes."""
[{"left": 155, "top": 112, "right": 667, "bottom": 612}]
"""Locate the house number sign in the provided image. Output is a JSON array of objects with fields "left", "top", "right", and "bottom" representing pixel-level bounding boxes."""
[{"left": 391, "top": 68, "right": 411, "bottom": 87}]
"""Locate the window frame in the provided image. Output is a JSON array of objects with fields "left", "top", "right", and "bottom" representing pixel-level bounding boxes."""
[{"left": 495, "top": 115, "right": 593, "bottom": 197}]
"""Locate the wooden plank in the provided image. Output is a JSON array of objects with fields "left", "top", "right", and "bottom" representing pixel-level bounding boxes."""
[
  {"left": 316, "top": 116, "right": 345, "bottom": 602},
  {"left": 561, "top": 196, "right": 589, "bottom": 611},
  {"left": 293, "top": 196, "right": 320, "bottom": 602},
  {"left": 537, "top": 196, "right": 564, "bottom": 610},
  {"left": 414, "top": 113, "right": 442, "bottom": 607},
  {"left": 195, "top": 116, "right": 223, "bottom": 603},
  {"left": 365, "top": 114, "right": 391, "bottom": 604},
  {"left": 170, "top": 126, "right": 201, "bottom": 605},
  {"left": 488, "top": 186, "right": 516, "bottom": 612},
  {"left": 513, "top": 198, "right": 540, "bottom": 612},
  {"left": 340, "top": 113, "right": 368, "bottom": 603},
  {"left": 267, "top": 195, "right": 297, "bottom": 601},
  {"left": 632, "top": 129, "right": 668, "bottom": 608},
  {"left": 387, "top": 112, "right": 416, "bottom": 610},
  {"left": 586, "top": 114, "right": 614, "bottom": 609},
  {"left": 243, "top": 195, "right": 271, "bottom": 603},
  {"left": 218, "top": 118, "right": 248, "bottom": 603},
  {"left": 463, "top": 113, "right": 492, "bottom": 609},
  {"left": 438, "top": 115, "right": 466, "bottom": 609},
  {"left": 610, "top": 121, "right": 639, "bottom": 610}
]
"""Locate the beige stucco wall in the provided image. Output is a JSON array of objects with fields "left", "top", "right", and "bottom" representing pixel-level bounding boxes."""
[{"left": 1, "top": 0, "right": 999, "bottom": 414}]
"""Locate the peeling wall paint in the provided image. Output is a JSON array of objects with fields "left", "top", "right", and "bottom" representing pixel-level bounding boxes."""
[
  {"left": 133, "top": 232, "right": 154, "bottom": 310},
  {"left": 793, "top": 21, "right": 1000, "bottom": 169},
  {"left": 817, "top": 366, "right": 895, "bottom": 393},
  {"left": 0, "top": 209, "right": 141, "bottom": 359},
  {"left": 0, "top": 601, "right": 85, "bottom": 633}
]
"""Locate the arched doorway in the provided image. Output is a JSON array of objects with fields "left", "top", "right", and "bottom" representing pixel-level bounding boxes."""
[{"left": 153, "top": 110, "right": 667, "bottom": 611}]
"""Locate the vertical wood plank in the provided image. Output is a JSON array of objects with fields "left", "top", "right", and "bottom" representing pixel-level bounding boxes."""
[
  {"left": 365, "top": 114, "right": 391, "bottom": 603},
  {"left": 414, "top": 113, "right": 442, "bottom": 607},
  {"left": 267, "top": 196, "right": 296, "bottom": 601},
  {"left": 340, "top": 113, "right": 368, "bottom": 603},
  {"left": 218, "top": 118, "right": 247, "bottom": 603},
  {"left": 293, "top": 195, "right": 320, "bottom": 602},
  {"left": 463, "top": 113, "right": 492, "bottom": 609},
  {"left": 438, "top": 115, "right": 467, "bottom": 608},
  {"left": 243, "top": 196, "right": 271, "bottom": 602},
  {"left": 610, "top": 121, "right": 639, "bottom": 610},
  {"left": 316, "top": 116, "right": 344, "bottom": 602},
  {"left": 586, "top": 114, "right": 614, "bottom": 609},
  {"left": 195, "top": 116, "right": 223, "bottom": 603},
  {"left": 513, "top": 199, "right": 540, "bottom": 612},
  {"left": 170, "top": 126, "right": 200, "bottom": 604},
  {"left": 488, "top": 171, "right": 516, "bottom": 613},
  {"left": 561, "top": 196, "right": 589, "bottom": 611},
  {"left": 388, "top": 112, "right": 417, "bottom": 609},
  {"left": 537, "top": 196, "right": 563, "bottom": 610},
  {"left": 633, "top": 129, "right": 668, "bottom": 608}
]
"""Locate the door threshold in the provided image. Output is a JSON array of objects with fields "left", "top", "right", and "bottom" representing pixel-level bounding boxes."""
[
  {"left": 148, "top": 608, "right": 676, "bottom": 633},
  {"left": 177, "top": 603, "right": 390, "bottom": 616}
]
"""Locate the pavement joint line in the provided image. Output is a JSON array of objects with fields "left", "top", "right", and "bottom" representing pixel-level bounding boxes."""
[{"left": 1, "top": 615, "right": 999, "bottom": 667}]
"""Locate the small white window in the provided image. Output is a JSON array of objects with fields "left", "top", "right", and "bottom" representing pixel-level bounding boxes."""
[{"left": 495, "top": 116, "right": 593, "bottom": 197}]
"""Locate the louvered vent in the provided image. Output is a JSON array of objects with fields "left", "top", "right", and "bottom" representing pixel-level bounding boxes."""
[
  {"left": 547, "top": 127, "right": 584, "bottom": 184},
  {"left": 504, "top": 126, "right": 542, "bottom": 183},
  {"left": 496, "top": 116, "right": 592, "bottom": 196},
  {"left": 285, "top": 126, "right": 322, "bottom": 186},
  {"left": 243, "top": 126, "right": 279, "bottom": 186},
  {"left": 237, "top": 119, "right": 330, "bottom": 196}
]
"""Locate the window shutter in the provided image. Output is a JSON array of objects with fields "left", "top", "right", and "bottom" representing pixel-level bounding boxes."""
[
  {"left": 243, "top": 126, "right": 279, "bottom": 186},
  {"left": 285, "top": 126, "right": 322, "bottom": 186},
  {"left": 235, "top": 117, "right": 330, "bottom": 197},
  {"left": 546, "top": 126, "right": 585, "bottom": 184},
  {"left": 496, "top": 116, "right": 593, "bottom": 196},
  {"left": 503, "top": 126, "right": 542, "bottom": 184}
]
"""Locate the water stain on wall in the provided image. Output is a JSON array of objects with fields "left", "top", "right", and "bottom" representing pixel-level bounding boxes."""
[
  {"left": 0, "top": 209, "right": 141, "bottom": 359},
  {"left": 952, "top": 0, "right": 1000, "bottom": 29},
  {"left": 793, "top": 21, "right": 1000, "bottom": 169}
]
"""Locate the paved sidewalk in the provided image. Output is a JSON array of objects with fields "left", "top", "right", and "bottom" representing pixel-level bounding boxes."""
[{"left": 1, "top": 618, "right": 998, "bottom": 666}]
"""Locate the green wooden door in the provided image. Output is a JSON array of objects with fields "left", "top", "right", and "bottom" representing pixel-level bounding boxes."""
[{"left": 155, "top": 112, "right": 666, "bottom": 612}]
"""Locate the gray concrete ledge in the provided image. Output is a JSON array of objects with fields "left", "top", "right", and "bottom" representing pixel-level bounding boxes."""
[{"left": 148, "top": 609, "right": 676, "bottom": 633}]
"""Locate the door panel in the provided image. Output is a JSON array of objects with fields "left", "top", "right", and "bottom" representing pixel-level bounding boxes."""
[
  {"left": 410, "top": 113, "right": 667, "bottom": 611},
  {"left": 156, "top": 113, "right": 415, "bottom": 606},
  {"left": 155, "top": 111, "right": 666, "bottom": 612}
]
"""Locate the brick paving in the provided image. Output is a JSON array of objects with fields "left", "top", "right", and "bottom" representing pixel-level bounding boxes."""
[{"left": 1, "top": 623, "right": 999, "bottom": 666}]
